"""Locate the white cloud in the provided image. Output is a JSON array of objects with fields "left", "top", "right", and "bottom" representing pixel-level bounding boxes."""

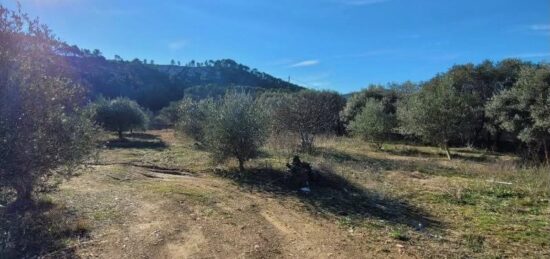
[
  {"left": 289, "top": 60, "right": 320, "bottom": 68},
  {"left": 168, "top": 40, "right": 187, "bottom": 51}
]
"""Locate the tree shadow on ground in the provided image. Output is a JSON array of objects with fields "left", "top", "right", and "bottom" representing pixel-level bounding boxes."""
[
  {"left": 0, "top": 200, "right": 88, "bottom": 258},
  {"left": 314, "top": 147, "right": 471, "bottom": 177},
  {"left": 126, "top": 132, "right": 159, "bottom": 140},
  {"left": 106, "top": 133, "right": 168, "bottom": 150},
  {"left": 215, "top": 167, "right": 440, "bottom": 229}
]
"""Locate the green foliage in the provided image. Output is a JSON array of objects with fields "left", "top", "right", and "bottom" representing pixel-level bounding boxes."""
[
  {"left": 0, "top": 6, "right": 97, "bottom": 207},
  {"left": 341, "top": 84, "right": 403, "bottom": 125},
  {"left": 153, "top": 101, "right": 181, "bottom": 128},
  {"left": 397, "top": 75, "right": 476, "bottom": 159},
  {"left": 70, "top": 56, "right": 303, "bottom": 111},
  {"left": 486, "top": 65, "right": 550, "bottom": 163},
  {"left": 204, "top": 92, "right": 268, "bottom": 170},
  {"left": 348, "top": 98, "right": 397, "bottom": 148},
  {"left": 93, "top": 97, "right": 148, "bottom": 138},
  {"left": 175, "top": 98, "right": 214, "bottom": 141}
]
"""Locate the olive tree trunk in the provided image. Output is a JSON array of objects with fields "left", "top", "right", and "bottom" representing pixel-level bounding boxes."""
[
  {"left": 543, "top": 139, "right": 549, "bottom": 165},
  {"left": 443, "top": 143, "right": 452, "bottom": 160},
  {"left": 238, "top": 158, "right": 245, "bottom": 172}
]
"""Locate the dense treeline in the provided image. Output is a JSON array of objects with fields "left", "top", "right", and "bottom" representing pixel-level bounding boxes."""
[
  {"left": 155, "top": 59, "right": 549, "bottom": 164},
  {"left": 345, "top": 60, "right": 549, "bottom": 162}
]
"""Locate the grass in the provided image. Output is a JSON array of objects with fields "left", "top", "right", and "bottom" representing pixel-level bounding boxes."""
[
  {"left": 256, "top": 134, "right": 550, "bottom": 257},
  {"left": 141, "top": 182, "right": 217, "bottom": 205}
]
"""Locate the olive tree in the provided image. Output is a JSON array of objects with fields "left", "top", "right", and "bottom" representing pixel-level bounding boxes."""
[
  {"left": 397, "top": 75, "right": 476, "bottom": 160},
  {"left": 0, "top": 6, "right": 97, "bottom": 208},
  {"left": 94, "top": 97, "right": 148, "bottom": 139},
  {"left": 273, "top": 90, "right": 345, "bottom": 151},
  {"left": 349, "top": 98, "right": 396, "bottom": 149},
  {"left": 204, "top": 92, "right": 267, "bottom": 171},
  {"left": 176, "top": 97, "right": 214, "bottom": 142},
  {"left": 486, "top": 65, "right": 550, "bottom": 164}
]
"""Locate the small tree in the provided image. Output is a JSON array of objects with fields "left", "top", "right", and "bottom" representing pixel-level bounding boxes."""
[
  {"left": 154, "top": 101, "right": 182, "bottom": 128},
  {"left": 349, "top": 98, "right": 396, "bottom": 149},
  {"left": 397, "top": 75, "right": 476, "bottom": 160},
  {"left": 204, "top": 92, "right": 267, "bottom": 171},
  {"left": 273, "top": 90, "right": 345, "bottom": 151},
  {"left": 176, "top": 98, "right": 214, "bottom": 141},
  {"left": 0, "top": 6, "right": 97, "bottom": 208},
  {"left": 94, "top": 98, "right": 148, "bottom": 138}
]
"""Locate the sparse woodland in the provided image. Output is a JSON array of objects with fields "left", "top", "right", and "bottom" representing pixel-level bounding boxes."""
[{"left": 1, "top": 4, "right": 549, "bottom": 258}]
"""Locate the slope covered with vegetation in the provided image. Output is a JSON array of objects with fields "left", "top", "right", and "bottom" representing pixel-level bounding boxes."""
[{"left": 67, "top": 54, "right": 303, "bottom": 110}]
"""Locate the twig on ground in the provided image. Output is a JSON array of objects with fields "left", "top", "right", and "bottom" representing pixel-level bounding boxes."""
[{"left": 486, "top": 180, "right": 513, "bottom": 185}]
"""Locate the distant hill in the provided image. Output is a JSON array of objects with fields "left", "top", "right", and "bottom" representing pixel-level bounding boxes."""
[{"left": 67, "top": 56, "right": 304, "bottom": 110}]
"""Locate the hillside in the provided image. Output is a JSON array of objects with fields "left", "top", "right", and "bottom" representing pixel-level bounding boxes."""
[{"left": 67, "top": 56, "right": 303, "bottom": 110}]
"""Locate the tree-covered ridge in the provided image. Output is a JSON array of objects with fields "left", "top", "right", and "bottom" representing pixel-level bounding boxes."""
[{"left": 65, "top": 52, "right": 304, "bottom": 110}]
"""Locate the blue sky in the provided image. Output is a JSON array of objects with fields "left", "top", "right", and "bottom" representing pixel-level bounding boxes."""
[{"left": 7, "top": 0, "right": 550, "bottom": 93}]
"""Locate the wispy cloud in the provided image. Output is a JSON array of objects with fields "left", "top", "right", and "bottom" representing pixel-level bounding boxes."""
[
  {"left": 168, "top": 40, "right": 187, "bottom": 51},
  {"left": 339, "top": 0, "right": 391, "bottom": 6},
  {"left": 509, "top": 24, "right": 550, "bottom": 36},
  {"left": 529, "top": 24, "right": 550, "bottom": 31},
  {"left": 291, "top": 73, "right": 332, "bottom": 89},
  {"left": 289, "top": 59, "right": 320, "bottom": 68}
]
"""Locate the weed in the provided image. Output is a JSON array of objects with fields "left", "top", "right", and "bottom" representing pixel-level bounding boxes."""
[
  {"left": 461, "top": 233, "right": 485, "bottom": 253},
  {"left": 390, "top": 228, "right": 410, "bottom": 241}
]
